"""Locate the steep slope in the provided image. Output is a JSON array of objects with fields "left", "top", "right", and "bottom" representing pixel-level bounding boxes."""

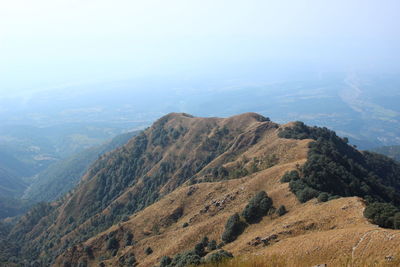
[
  {"left": 54, "top": 121, "right": 400, "bottom": 266},
  {"left": 3, "top": 113, "right": 400, "bottom": 267},
  {"left": 56, "top": 173, "right": 400, "bottom": 267},
  {"left": 5, "top": 112, "right": 284, "bottom": 265},
  {"left": 22, "top": 131, "right": 138, "bottom": 203}
]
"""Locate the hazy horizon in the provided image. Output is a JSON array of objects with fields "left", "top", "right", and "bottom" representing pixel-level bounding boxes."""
[{"left": 1, "top": 0, "right": 400, "bottom": 96}]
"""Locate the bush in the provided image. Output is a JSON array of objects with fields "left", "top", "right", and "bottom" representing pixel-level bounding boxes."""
[
  {"left": 201, "top": 236, "right": 209, "bottom": 247},
  {"left": 394, "top": 213, "right": 400, "bottom": 229},
  {"left": 297, "top": 187, "right": 319, "bottom": 203},
  {"left": 182, "top": 222, "right": 189, "bottom": 228},
  {"left": 145, "top": 247, "right": 153, "bottom": 255},
  {"left": 124, "top": 232, "right": 134, "bottom": 246},
  {"left": 194, "top": 243, "right": 205, "bottom": 257},
  {"left": 364, "top": 202, "right": 399, "bottom": 228},
  {"left": 170, "top": 250, "right": 201, "bottom": 266},
  {"left": 206, "top": 250, "right": 233, "bottom": 263},
  {"left": 106, "top": 237, "right": 119, "bottom": 251},
  {"left": 327, "top": 195, "right": 340, "bottom": 201},
  {"left": 83, "top": 246, "right": 93, "bottom": 259},
  {"left": 318, "top": 192, "right": 329, "bottom": 202},
  {"left": 276, "top": 205, "right": 287, "bottom": 216},
  {"left": 160, "top": 256, "right": 172, "bottom": 267},
  {"left": 242, "top": 191, "right": 273, "bottom": 224},
  {"left": 280, "top": 170, "right": 300, "bottom": 183},
  {"left": 207, "top": 240, "right": 217, "bottom": 251},
  {"left": 118, "top": 252, "right": 136, "bottom": 266},
  {"left": 221, "top": 213, "right": 246, "bottom": 243}
]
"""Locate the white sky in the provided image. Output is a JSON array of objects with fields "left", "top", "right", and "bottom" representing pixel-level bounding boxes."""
[{"left": 0, "top": 0, "right": 399, "bottom": 95}]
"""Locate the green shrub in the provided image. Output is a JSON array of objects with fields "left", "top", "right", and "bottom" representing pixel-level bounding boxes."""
[
  {"left": 328, "top": 195, "right": 340, "bottom": 201},
  {"left": 207, "top": 240, "right": 217, "bottom": 251},
  {"left": 124, "top": 232, "right": 133, "bottom": 246},
  {"left": 364, "top": 202, "right": 399, "bottom": 228},
  {"left": 280, "top": 170, "right": 300, "bottom": 183},
  {"left": 276, "top": 205, "right": 287, "bottom": 216},
  {"left": 106, "top": 237, "right": 119, "bottom": 251},
  {"left": 194, "top": 242, "right": 205, "bottom": 257},
  {"left": 297, "top": 187, "right": 319, "bottom": 203},
  {"left": 201, "top": 236, "right": 209, "bottom": 247},
  {"left": 145, "top": 247, "right": 153, "bottom": 255},
  {"left": 221, "top": 213, "right": 246, "bottom": 243},
  {"left": 170, "top": 250, "right": 201, "bottom": 266},
  {"left": 160, "top": 256, "right": 172, "bottom": 267},
  {"left": 317, "top": 192, "right": 329, "bottom": 202},
  {"left": 394, "top": 213, "right": 400, "bottom": 229},
  {"left": 242, "top": 191, "right": 273, "bottom": 224},
  {"left": 206, "top": 250, "right": 233, "bottom": 263}
]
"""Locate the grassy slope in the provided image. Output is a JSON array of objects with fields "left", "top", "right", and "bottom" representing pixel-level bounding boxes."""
[
  {"left": 56, "top": 122, "right": 400, "bottom": 267},
  {"left": 5, "top": 113, "right": 400, "bottom": 267}
]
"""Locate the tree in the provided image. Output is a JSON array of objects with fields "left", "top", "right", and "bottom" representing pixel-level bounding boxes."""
[
  {"left": 242, "top": 191, "right": 273, "bottom": 223},
  {"left": 221, "top": 213, "right": 246, "bottom": 243},
  {"left": 160, "top": 256, "right": 172, "bottom": 267},
  {"left": 280, "top": 170, "right": 300, "bottom": 183},
  {"left": 207, "top": 240, "right": 217, "bottom": 251},
  {"left": 106, "top": 237, "right": 119, "bottom": 251},
  {"left": 364, "top": 202, "right": 399, "bottom": 228}
]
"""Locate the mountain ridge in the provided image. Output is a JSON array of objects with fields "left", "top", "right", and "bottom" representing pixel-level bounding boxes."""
[{"left": 2, "top": 112, "right": 400, "bottom": 266}]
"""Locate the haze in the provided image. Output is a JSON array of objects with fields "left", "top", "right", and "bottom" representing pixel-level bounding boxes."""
[{"left": 1, "top": 0, "right": 400, "bottom": 96}]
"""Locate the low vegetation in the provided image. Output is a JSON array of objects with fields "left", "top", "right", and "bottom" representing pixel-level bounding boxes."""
[
  {"left": 159, "top": 236, "right": 231, "bottom": 267},
  {"left": 242, "top": 191, "right": 273, "bottom": 224},
  {"left": 221, "top": 213, "right": 246, "bottom": 243},
  {"left": 222, "top": 191, "right": 274, "bottom": 243}
]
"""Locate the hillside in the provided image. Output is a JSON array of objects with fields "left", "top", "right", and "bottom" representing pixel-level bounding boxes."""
[
  {"left": 2, "top": 113, "right": 400, "bottom": 266},
  {"left": 22, "top": 131, "right": 138, "bottom": 203}
]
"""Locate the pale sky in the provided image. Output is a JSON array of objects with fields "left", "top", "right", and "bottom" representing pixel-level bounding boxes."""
[{"left": 1, "top": 0, "right": 399, "bottom": 95}]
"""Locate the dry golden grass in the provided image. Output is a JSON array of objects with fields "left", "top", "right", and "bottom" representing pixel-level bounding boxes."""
[{"left": 199, "top": 252, "right": 400, "bottom": 267}]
